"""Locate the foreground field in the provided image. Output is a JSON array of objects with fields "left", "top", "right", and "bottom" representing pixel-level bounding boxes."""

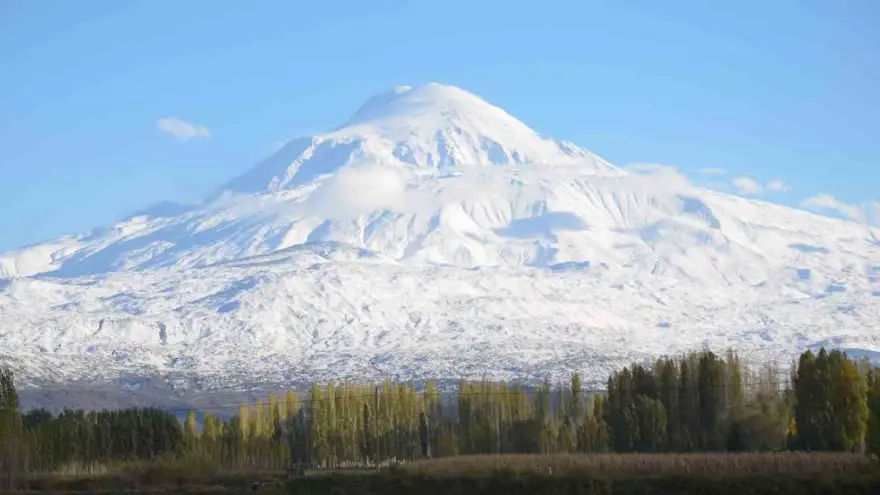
[
  {"left": 13, "top": 453, "right": 880, "bottom": 494},
  {"left": 400, "top": 452, "right": 877, "bottom": 475}
]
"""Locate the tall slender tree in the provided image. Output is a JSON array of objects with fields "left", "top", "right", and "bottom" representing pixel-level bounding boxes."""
[
  {"left": 826, "top": 350, "right": 867, "bottom": 451},
  {"left": 866, "top": 369, "right": 880, "bottom": 457},
  {"left": 0, "top": 367, "right": 21, "bottom": 489},
  {"left": 697, "top": 351, "right": 725, "bottom": 450}
]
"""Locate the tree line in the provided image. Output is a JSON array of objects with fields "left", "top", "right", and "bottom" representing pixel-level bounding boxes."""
[{"left": 2, "top": 347, "right": 880, "bottom": 479}]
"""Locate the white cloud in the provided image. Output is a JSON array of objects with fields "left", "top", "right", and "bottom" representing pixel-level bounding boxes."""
[
  {"left": 801, "top": 193, "right": 830, "bottom": 206},
  {"left": 732, "top": 177, "right": 763, "bottom": 195},
  {"left": 766, "top": 179, "right": 790, "bottom": 192},
  {"left": 626, "top": 163, "right": 691, "bottom": 184},
  {"left": 157, "top": 117, "right": 211, "bottom": 141},
  {"left": 698, "top": 168, "right": 727, "bottom": 175},
  {"left": 727, "top": 177, "right": 790, "bottom": 196},
  {"left": 800, "top": 193, "right": 879, "bottom": 225},
  {"left": 587, "top": 162, "right": 695, "bottom": 212},
  {"left": 305, "top": 165, "right": 410, "bottom": 220},
  {"left": 627, "top": 163, "right": 678, "bottom": 175}
]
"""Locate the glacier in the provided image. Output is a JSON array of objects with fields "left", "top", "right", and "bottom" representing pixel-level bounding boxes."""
[{"left": 1, "top": 83, "right": 879, "bottom": 398}]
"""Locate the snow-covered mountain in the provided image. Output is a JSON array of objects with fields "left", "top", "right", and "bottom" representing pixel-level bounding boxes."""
[
  {"left": 1, "top": 83, "right": 879, "bottom": 392},
  {"left": 222, "top": 83, "right": 618, "bottom": 195}
]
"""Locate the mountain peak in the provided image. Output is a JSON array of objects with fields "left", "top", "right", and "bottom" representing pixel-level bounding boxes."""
[
  {"left": 344, "top": 83, "right": 511, "bottom": 127},
  {"left": 222, "top": 83, "right": 617, "bottom": 194}
]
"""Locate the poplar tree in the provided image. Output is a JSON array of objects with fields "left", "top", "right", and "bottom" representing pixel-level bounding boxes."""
[
  {"left": 0, "top": 367, "right": 21, "bottom": 489},
  {"left": 605, "top": 369, "right": 637, "bottom": 452},
  {"left": 826, "top": 350, "right": 867, "bottom": 451},
  {"left": 571, "top": 373, "right": 584, "bottom": 426},
  {"left": 794, "top": 348, "right": 867, "bottom": 451},
  {"left": 678, "top": 359, "right": 697, "bottom": 451},
  {"left": 697, "top": 351, "right": 725, "bottom": 450},
  {"left": 184, "top": 411, "right": 198, "bottom": 451},
  {"left": 634, "top": 395, "right": 667, "bottom": 452},
  {"left": 656, "top": 358, "right": 680, "bottom": 448},
  {"left": 582, "top": 393, "right": 608, "bottom": 452},
  {"left": 866, "top": 369, "right": 880, "bottom": 457},
  {"left": 794, "top": 350, "right": 820, "bottom": 450},
  {"left": 418, "top": 411, "right": 431, "bottom": 459}
]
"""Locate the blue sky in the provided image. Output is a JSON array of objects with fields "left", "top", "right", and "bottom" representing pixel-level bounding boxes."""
[{"left": 1, "top": 0, "right": 878, "bottom": 251}]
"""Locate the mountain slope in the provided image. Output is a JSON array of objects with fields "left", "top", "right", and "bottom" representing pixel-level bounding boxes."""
[{"left": 1, "top": 83, "right": 879, "bottom": 390}]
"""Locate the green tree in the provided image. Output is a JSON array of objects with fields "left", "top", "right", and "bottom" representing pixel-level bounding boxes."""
[
  {"left": 0, "top": 367, "right": 22, "bottom": 489},
  {"left": 866, "top": 369, "right": 880, "bottom": 457},
  {"left": 583, "top": 393, "right": 609, "bottom": 452},
  {"left": 678, "top": 359, "right": 697, "bottom": 451},
  {"left": 634, "top": 395, "right": 667, "bottom": 452},
  {"left": 656, "top": 358, "right": 680, "bottom": 449},
  {"left": 794, "top": 348, "right": 867, "bottom": 451},
  {"left": 418, "top": 411, "right": 431, "bottom": 459},
  {"left": 724, "top": 349, "right": 744, "bottom": 409},
  {"left": 725, "top": 396, "right": 789, "bottom": 452},
  {"left": 605, "top": 370, "right": 638, "bottom": 452},
  {"left": 697, "top": 351, "right": 725, "bottom": 450},
  {"left": 793, "top": 349, "right": 821, "bottom": 450},
  {"left": 826, "top": 350, "right": 867, "bottom": 451},
  {"left": 571, "top": 373, "right": 585, "bottom": 427},
  {"left": 184, "top": 411, "right": 198, "bottom": 451},
  {"left": 534, "top": 381, "right": 553, "bottom": 453}
]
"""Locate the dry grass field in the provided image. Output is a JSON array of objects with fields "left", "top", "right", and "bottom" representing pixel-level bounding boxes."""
[
  {"left": 11, "top": 452, "right": 880, "bottom": 494},
  {"left": 400, "top": 452, "right": 876, "bottom": 476}
]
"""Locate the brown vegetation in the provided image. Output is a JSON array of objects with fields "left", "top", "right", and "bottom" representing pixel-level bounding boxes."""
[
  {"left": 400, "top": 451, "right": 877, "bottom": 476},
  {"left": 11, "top": 452, "right": 880, "bottom": 493}
]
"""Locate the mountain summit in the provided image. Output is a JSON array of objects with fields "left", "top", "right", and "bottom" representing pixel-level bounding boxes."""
[
  {"left": 344, "top": 83, "right": 518, "bottom": 127},
  {"left": 222, "top": 83, "right": 617, "bottom": 194}
]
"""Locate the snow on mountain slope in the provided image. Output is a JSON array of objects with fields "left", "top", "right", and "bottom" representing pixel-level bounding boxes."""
[{"left": 1, "top": 83, "right": 879, "bottom": 389}]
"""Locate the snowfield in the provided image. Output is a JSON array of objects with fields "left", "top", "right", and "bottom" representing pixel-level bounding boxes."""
[{"left": 1, "top": 83, "right": 879, "bottom": 392}]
